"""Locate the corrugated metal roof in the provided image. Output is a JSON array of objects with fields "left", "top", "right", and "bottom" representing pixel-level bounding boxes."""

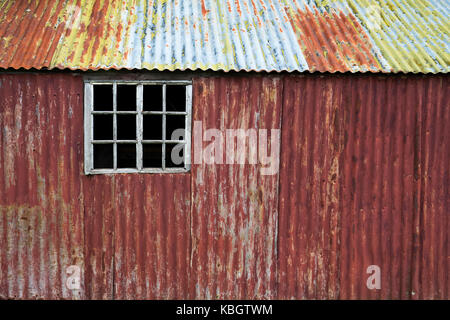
[{"left": 0, "top": 0, "right": 448, "bottom": 73}]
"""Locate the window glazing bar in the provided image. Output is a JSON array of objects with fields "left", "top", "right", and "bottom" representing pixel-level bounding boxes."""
[
  {"left": 162, "top": 84, "right": 166, "bottom": 170},
  {"left": 113, "top": 82, "right": 117, "bottom": 170},
  {"left": 136, "top": 84, "right": 143, "bottom": 170}
]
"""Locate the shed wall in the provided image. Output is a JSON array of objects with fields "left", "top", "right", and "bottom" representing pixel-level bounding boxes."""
[
  {"left": 278, "top": 75, "right": 448, "bottom": 299},
  {"left": 0, "top": 73, "right": 448, "bottom": 299},
  {"left": 191, "top": 77, "right": 282, "bottom": 299}
]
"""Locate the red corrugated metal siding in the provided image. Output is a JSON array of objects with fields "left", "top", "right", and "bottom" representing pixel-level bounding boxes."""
[
  {"left": 190, "top": 77, "right": 282, "bottom": 299},
  {"left": 412, "top": 77, "right": 449, "bottom": 299},
  {"left": 111, "top": 174, "right": 191, "bottom": 299},
  {"left": 278, "top": 75, "right": 344, "bottom": 299},
  {"left": 0, "top": 73, "right": 448, "bottom": 299},
  {"left": 82, "top": 175, "right": 114, "bottom": 299},
  {"left": 0, "top": 74, "right": 85, "bottom": 299},
  {"left": 278, "top": 75, "right": 448, "bottom": 299},
  {"left": 0, "top": 73, "right": 193, "bottom": 299}
]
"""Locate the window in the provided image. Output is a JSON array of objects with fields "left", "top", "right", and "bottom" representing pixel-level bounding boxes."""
[{"left": 84, "top": 80, "right": 192, "bottom": 174}]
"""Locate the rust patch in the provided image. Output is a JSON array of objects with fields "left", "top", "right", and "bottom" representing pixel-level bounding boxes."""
[{"left": 286, "top": 6, "right": 382, "bottom": 72}]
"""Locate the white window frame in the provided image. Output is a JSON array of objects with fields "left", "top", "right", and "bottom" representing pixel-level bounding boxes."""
[{"left": 84, "top": 80, "right": 192, "bottom": 174}]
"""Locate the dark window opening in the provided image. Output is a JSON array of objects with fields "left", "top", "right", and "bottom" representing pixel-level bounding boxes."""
[
  {"left": 93, "top": 85, "right": 113, "bottom": 111},
  {"left": 94, "top": 144, "right": 113, "bottom": 168},
  {"left": 166, "top": 115, "right": 185, "bottom": 140},
  {"left": 143, "top": 85, "right": 163, "bottom": 111},
  {"left": 143, "top": 114, "right": 162, "bottom": 140},
  {"left": 117, "top": 114, "right": 136, "bottom": 140},
  {"left": 117, "top": 84, "right": 136, "bottom": 111},
  {"left": 143, "top": 144, "right": 162, "bottom": 168},
  {"left": 166, "top": 85, "right": 186, "bottom": 111},
  {"left": 117, "top": 144, "right": 136, "bottom": 168},
  {"left": 93, "top": 114, "right": 113, "bottom": 140}
]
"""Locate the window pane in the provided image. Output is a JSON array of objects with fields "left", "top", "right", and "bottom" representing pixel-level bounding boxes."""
[
  {"left": 117, "top": 114, "right": 136, "bottom": 140},
  {"left": 166, "top": 143, "right": 184, "bottom": 168},
  {"left": 93, "top": 114, "right": 113, "bottom": 140},
  {"left": 117, "top": 144, "right": 136, "bottom": 168},
  {"left": 166, "top": 115, "right": 185, "bottom": 140},
  {"left": 143, "top": 114, "right": 162, "bottom": 140},
  {"left": 117, "top": 84, "right": 136, "bottom": 111},
  {"left": 143, "top": 85, "right": 163, "bottom": 111},
  {"left": 94, "top": 144, "right": 113, "bottom": 168},
  {"left": 166, "top": 85, "right": 186, "bottom": 111},
  {"left": 93, "top": 85, "right": 113, "bottom": 111},
  {"left": 143, "top": 144, "right": 162, "bottom": 168}
]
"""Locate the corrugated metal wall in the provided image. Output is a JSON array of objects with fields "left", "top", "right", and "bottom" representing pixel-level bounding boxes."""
[
  {"left": 83, "top": 174, "right": 192, "bottom": 299},
  {"left": 0, "top": 73, "right": 193, "bottom": 299},
  {"left": 0, "top": 73, "right": 448, "bottom": 299},
  {"left": 412, "top": 76, "right": 449, "bottom": 299},
  {"left": 191, "top": 77, "right": 282, "bottom": 299},
  {"left": 0, "top": 74, "right": 85, "bottom": 299},
  {"left": 278, "top": 75, "right": 448, "bottom": 299}
]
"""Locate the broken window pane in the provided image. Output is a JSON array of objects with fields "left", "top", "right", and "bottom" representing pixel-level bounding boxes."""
[
  {"left": 93, "top": 114, "right": 113, "bottom": 140},
  {"left": 166, "top": 85, "right": 186, "bottom": 111},
  {"left": 143, "top": 85, "right": 163, "bottom": 111},
  {"left": 93, "top": 85, "right": 113, "bottom": 111},
  {"left": 117, "top": 144, "right": 136, "bottom": 168},
  {"left": 143, "top": 144, "right": 162, "bottom": 168},
  {"left": 117, "top": 84, "right": 136, "bottom": 111},
  {"left": 94, "top": 144, "right": 113, "bottom": 168}
]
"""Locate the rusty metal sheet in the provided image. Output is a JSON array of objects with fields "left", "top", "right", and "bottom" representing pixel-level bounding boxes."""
[
  {"left": 0, "top": 73, "right": 193, "bottom": 299},
  {"left": 285, "top": 2, "right": 385, "bottom": 73},
  {"left": 0, "top": 0, "right": 308, "bottom": 72},
  {"left": 278, "top": 74, "right": 449, "bottom": 299},
  {"left": 0, "top": 73, "right": 448, "bottom": 300},
  {"left": 0, "top": 0, "right": 448, "bottom": 73},
  {"left": 0, "top": 73, "right": 85, "bottom": 299},
  {"left": 110, "top": 174, "right": 191, "bottom": 299},
  {"left": 278, "top": 75, "right": 344, "bottom": 299},
  {"left": 190, "top": 76, "right": 283, "bottom": 299},
  {"left": 412, "top": 76, "right": 449, "bottom": 299}
]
